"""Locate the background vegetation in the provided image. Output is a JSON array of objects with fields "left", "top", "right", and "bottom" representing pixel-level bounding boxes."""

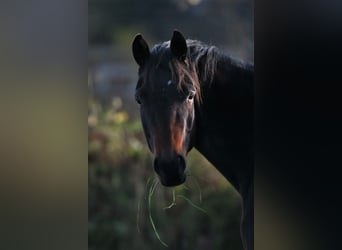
[{"left": 88, "top": 0, "right": 253, "bottom": 249}]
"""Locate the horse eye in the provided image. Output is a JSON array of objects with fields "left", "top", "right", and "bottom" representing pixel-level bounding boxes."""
[{"left": 187, "top": 91, "right": 196, "bottom": 101}]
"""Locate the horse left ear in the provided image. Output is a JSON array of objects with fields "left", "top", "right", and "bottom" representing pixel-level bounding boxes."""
[
  {"left": 132, "top": 34, "right": 150, "bottom": 66},
  {"left": 170, "top": 30, "right": 187, "bottom": 61}
]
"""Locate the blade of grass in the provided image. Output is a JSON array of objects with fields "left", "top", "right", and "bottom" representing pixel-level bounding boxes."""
[
  {"left": 188, "top": 175, "right": 203, "bottom": 203},
  {"left": 148, "top": 179, "right": 168, "bottom": 247},
  {"left": 137, "top": 176, "right": 155, "bottom": 233},
  {"left": 163, "top": 189, "right": 176, "bottom": 210},
  {"left": 176, "top": 194, "right": 207, "bottom": 214},
  {"left": 144, "top": 176, "right": 154, "bottom": 200}
]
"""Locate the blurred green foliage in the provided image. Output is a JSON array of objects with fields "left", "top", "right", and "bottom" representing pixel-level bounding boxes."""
[{"left": 88, "top": 98, "right": 243, "bottom": 250}]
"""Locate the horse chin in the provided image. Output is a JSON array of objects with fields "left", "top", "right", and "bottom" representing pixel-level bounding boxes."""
[{"left": 160, "top": 175, "right": 186, "bottom": 187}]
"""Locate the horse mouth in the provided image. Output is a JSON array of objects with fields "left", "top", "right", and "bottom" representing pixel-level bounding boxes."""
[{"left": 159, "top": 175, "right": 186, "bottom": 187}]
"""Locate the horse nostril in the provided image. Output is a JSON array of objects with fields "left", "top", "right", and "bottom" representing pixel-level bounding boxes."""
[
  {"left": 177, "top": 155, "right": 186, "bottom": 172},
  {"left": 154, "top": 158, "right": 161, "bottom": 174}
]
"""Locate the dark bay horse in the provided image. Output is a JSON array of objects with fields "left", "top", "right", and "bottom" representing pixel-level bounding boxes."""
[{"left": 132, "top": 30, "right": 253, "bottom": 250}]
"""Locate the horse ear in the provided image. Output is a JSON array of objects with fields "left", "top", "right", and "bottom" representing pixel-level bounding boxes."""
[
  {"left": 132, "top": 34, "right": 150, "bottom": 66},
  {"left": 170, "top": 30, "right": 187, "bottom": 61}
]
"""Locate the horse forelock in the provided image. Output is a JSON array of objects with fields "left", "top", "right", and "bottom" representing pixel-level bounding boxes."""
[{"left": 170, "top": 59, "right": 202, "bottom": 103}]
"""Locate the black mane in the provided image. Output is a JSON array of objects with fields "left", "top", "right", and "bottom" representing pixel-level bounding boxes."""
[{"left": 148, "top": 39, "right": 253, "bottom": 84}]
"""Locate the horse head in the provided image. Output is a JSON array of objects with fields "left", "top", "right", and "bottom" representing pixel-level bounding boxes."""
[{"left": 132, "top": 30, "right": 199, "bottom": 186}]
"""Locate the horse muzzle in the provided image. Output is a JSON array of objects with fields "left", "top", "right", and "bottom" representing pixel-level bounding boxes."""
[{"left": 153, "top": 154, "right": 186, "bottom": 187}]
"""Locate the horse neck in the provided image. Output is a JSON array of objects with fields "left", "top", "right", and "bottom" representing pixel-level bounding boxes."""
[{"left": 193, "top": 56, "right": 254, "bottom": 198}]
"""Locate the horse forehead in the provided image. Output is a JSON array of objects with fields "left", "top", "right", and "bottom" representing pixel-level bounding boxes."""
[
  {"left": 145, "top": 71, "right": 176, "bottom": 90},
  {"left": 148, "top": 85, "right": 179, "bottom": 105},
  {"left": 148, "top": 66, "right": 172, "bottom": 81}
]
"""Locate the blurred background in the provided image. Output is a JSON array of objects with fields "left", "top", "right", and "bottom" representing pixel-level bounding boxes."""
[{"left": 88, "top": 0, "right": 253, "bottom": 249}]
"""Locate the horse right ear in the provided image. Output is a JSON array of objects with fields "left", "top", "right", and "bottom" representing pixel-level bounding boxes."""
[
  {"left": 170, "top": 30, "right": 187, "bottom": 61},
  {"left": 132, "top": 34, "right": 150, "bottom": 66}
]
